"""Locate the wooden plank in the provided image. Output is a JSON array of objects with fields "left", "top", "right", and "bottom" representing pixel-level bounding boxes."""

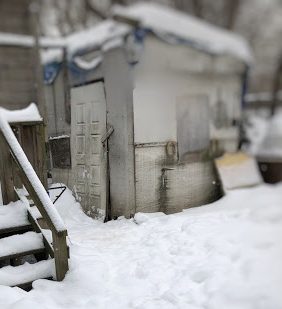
[
  {"left": 215, "top": 152, "right": 263, "bottom": 192},
  {"left": 0, "top": 132, "right": 17, "bottom": 204},
  {"left": 0, "top": 0, "right": 31, "bottom": 35},
  {"left": 52, "top": 231, "right": 69, "bottom": 281},
  {"left": 1, "top": 126, "right": 68, "bottom": 281},
  {"left": 35, "top": 124, "right": 48, "bottom": 188},
  {"left": 13, "top": 277, "right": 53, "bottom": 291},
  {"left": 14, "top": 188, "right": 54, "bottom": 259},
  {"left": 0, "top": 224, "right": 32, "bottom": 239},
  {"left": 27, "top": 212, "right": 54, "bottom": 258},
  {"left": 0, "top": 248, "right": 46, "bottom": 262},
  {"left": 1, "top": 133, "right": 57, "bottom": 234}
]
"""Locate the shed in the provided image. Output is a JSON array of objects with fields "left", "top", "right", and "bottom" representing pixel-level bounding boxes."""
[{"left": 43, "top": 3, "right": 252, "bottom": 219}]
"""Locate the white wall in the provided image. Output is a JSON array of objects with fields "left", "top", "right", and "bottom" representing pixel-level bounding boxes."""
[{"left": 132, "top": 36, "right": 244, "bottom": 146}]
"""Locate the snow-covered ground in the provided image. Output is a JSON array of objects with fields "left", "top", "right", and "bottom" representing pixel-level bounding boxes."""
[{"left": 1, "top": 183, "right": 282, "bottom": 308}]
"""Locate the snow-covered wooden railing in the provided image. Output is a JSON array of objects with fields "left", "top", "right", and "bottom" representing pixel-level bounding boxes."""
[{"left": 0, "top": 104, "right": 69, "bottom": 281}]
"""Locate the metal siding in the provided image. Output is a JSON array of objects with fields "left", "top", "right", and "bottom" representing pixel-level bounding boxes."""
[
  {"left": 103, "top": 47, "right": 136, "bottom": 218},
  {"left": 135, "top": 145, "right": 221, "bottom": 214},
  {"left": 176, "top": 95, "right": 210, "bottom": 157}
]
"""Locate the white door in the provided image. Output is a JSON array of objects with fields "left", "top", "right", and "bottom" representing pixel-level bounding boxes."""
[{"left": 71, "top": 82, "right": 107, "bottom": 220}]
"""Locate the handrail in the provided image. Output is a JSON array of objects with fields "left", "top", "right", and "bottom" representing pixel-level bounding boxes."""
[{"left": 0, "top": 106, "right": 69, "bottom": 280}]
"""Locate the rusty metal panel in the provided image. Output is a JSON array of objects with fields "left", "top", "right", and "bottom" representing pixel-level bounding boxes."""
[
  {"left": 163, "top": 161, "right": 221, "bottom": 214},
  {"left": 135, "top": 145, "right": 166, "bottom": 213},
  {"left": 135, "top": 144, "right": 221, "bottom": 214}
]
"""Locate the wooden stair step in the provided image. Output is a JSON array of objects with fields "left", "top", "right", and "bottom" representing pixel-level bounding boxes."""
[
  {"left": 0, "top": 231, "right": 45, "bottom": 261},
  {"left": 0, "top": 259, "right": 54, "bottom": 288},
  {"left": 0, "top": 224, "right": 32, "bottom": 239},
  {"left": 0, "top": 203, "right": 29, "bottom": 231},
  {"left": 15, "top": 276, "right": 53, "bottom": 291}
]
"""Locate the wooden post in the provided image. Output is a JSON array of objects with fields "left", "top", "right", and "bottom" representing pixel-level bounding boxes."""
[
  {"left": 35, "top": 124, "right": 48, "bottom": 188},
  {"left": 0, "top": 132, "right": 17, "bottom": 203},
  {"left": 63, "top": 47, "right": 71, "bottom": 124},
  {"left": 52, "top": 231, "right": 69, "bottom": 281}
]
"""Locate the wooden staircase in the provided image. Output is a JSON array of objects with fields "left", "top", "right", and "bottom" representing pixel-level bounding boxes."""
[
  {"left": 0, "top": 197, "right": 53, "bottom": 290},
  {"left": 0, "top": 105, "right": 69, "bottom": 290}
]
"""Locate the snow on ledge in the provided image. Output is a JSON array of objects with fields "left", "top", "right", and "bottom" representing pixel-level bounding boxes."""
[
  {"left": 0, "top": 104, "right": 66, "bottom": 232},
  {"left": 0, "top": 32, "right": 64, "bottom": 48},
  {"left": 0, "top": 103, "right": 42, "bottom": 123}
]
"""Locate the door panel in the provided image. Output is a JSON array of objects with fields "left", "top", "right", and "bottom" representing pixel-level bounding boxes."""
[{"left": 71, "top": 82, "right": 107, "bottom": 220}]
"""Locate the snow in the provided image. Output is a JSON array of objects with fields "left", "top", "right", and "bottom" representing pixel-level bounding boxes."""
[
  {"left": 0, "top": 103, "right": 42, "bottom": 124},
  {"left": 134, "top": 212, "right": 166, "bottom": 224},
  {"left": 112, "top": 2, "right": 252, "bottom": 63},
  {"left": 244, "top": 115, "right": 269, "bottom": 155},
  {"left": 0, "top": 232, "right": 44, "bottom": 258},
  {"left": 257, "top": 111, "right": 282, "bottom": 159},
  {"left": 65, "top": 20, "right": 130, "bottom": 58},
  {"left": 245, "top": 112, "right": 282, "bottom": 159},
  {"left": 0, "top": 201, "right": 29, "bottom": 229},
  {"left": 0, "top": 260, "right": 54, "bottom": 287},
  {"left": 49, "top": 135, "right": 70, "bottom": 140},
  {"left": 41, "top": 48, "right": 63, "bottom": 65},
  {"left": 0, "top": 104, "right": 66, "bottom": 232},
  {"left": 73, "top": 55, "right": 103, "bottom": 71},
  {"left": 102, "top": 37, "right": 124, "bottom": 53},
  {"left": 1, "top": 183, "right": 282, "bottom": 308},
  {"left": 0, "top": 32, "right": 64, "bottom": 48},
  {"left": 41, "top": 20, "right": 131, "bottom": 64},
  {"left": 0, "top": 21, "right": 130, "bottom": 65}
]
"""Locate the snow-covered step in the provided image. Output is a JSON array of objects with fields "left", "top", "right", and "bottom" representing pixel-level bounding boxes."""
[
  {"left": 0, "top": 202, "right": 29, "bottom": 230},
  {"left": 0, "top": 259, "right": 54, "bottom": 288},
  {"left": 0, "top": 224, "right": 32, "bottom": 239},
  {"left": 0, "top": 231, "right": 45, "bottom": 261},
  {"left": 29, "top": 206, "right": 43, "bottom": 220}
]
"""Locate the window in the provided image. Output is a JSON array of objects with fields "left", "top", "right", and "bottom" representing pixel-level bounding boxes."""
[{"left": 49, "top": 136, "right": 71, "bottom": 169}]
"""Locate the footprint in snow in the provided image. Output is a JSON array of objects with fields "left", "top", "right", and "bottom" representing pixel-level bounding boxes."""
[{"left": 190, "top": 270, "right": 210, "bottom": 283}]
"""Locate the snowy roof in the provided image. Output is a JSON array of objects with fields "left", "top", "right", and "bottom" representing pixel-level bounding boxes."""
[
  {"left": 0, "top": 20, "right": 130, "bottom": 65},
  {"left": 112, "top": 2, "right": 253, "bottom": 63},
  {"left": 41, "top": 20, "right": 131, "bottom": 64},
  {"left": 65, "top": 20, "right": 130, "bottom": 57},
  {"left": 0, "top": 103, "right": 66, "bottom": 232}
]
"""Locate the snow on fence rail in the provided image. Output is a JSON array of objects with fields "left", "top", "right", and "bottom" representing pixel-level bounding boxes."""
[
  {"left": 0, "top": 103, "right": 66, "bottom": 232},
  {"left": 0, "top": 103, "right": 69, "bottom": 280}
]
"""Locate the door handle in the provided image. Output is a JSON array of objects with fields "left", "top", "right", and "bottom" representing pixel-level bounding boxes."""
[{"left": 101, "top": 126, "right": 114, "bottom": 144}]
